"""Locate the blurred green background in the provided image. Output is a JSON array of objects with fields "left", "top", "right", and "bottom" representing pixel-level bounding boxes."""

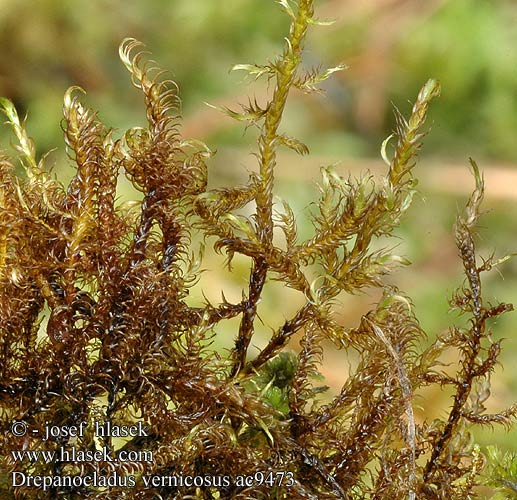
[{"left": 1, "top": 0, "right": 516, "bottom": 454}]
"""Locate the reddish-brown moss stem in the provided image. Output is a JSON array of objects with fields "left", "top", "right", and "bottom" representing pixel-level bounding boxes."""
[
  {"left": 231, "top": 257, "right": 268, "bottom": 376},
  {"left": 245, "top": 302, "right": 312, "bottom": 374}
]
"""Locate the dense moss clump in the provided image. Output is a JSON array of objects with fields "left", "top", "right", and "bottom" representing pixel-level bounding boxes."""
[{"left": 0, "top": 1, "right": 515, "bottom": 498}]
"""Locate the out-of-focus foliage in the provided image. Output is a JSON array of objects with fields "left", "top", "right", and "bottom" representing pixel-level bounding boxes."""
[
  {"left": 483, "top": 446, "right": 517, "bottom": 499},
  {"left": 1, "top": 0, "right": 517, "bottom": 161},
  {"left": 392, "top": 0, "right": 517, "bottom": 160}
]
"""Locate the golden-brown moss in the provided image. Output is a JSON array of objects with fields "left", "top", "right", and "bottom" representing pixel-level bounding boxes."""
[{"left": 0, "top": 1, "right": 515, "bottom": 499}]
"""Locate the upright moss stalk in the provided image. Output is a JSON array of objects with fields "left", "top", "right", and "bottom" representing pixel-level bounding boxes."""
[
  {"left": 0, "top": 1, "right": 515, "bottom": 499},
  {"left": 230, "top": 0, "right": 314, "bottom": 376}
]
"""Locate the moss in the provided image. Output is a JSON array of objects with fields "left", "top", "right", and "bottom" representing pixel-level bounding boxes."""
[{"left": 0, "top": 1, "right": 515, "bottom": 498}]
